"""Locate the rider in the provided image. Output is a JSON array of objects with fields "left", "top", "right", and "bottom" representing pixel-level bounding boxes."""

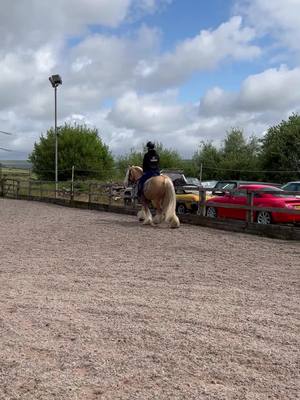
[{"left": 137, "top": 141, "right": 160, "bottom": 199}]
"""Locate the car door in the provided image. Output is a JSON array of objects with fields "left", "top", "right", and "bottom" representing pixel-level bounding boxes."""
[{"left": 228, "top": 189, "right": 248, "bottom": 220}]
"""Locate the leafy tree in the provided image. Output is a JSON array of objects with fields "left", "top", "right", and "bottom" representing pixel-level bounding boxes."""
[
  {"left": 180, "top": 159, "right": 198, "bottom": 177},
  {"left": 259, "top": 114, "right": 300, "bottom": 182},
  {"left": 29, "top": 123, "right": 114, "bottom": 180},
  {"left": 192, "top": 129, "right": 261, "bottom": 181},
  {"left": 218, "top": 129, "right": 261, "bottom": 180},
  {"left": 192, "top": 141, "right": 222, "bottom": 180},
  {"left": 115, "top": 149, "right": 144, "bottom": 179},
  {"left": 155, "top": 142, "right": 183, "bottom": 170}
]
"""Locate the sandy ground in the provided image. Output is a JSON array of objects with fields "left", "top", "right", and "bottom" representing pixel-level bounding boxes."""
[{"left": 0, "top": 198, "right": 299, "bottom": 400}]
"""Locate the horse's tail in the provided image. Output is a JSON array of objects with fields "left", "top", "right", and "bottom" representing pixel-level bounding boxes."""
[{"left": 162, "top": 177, "right": 180, "bottom": 228}]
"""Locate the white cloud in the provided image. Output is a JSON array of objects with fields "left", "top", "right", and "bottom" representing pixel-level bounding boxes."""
[
  {"left": 108, "top": 90, "right": 190, "bottom": 132},
  {"left": 0, "top": 0, "right": 131, "bottom": 52},
  {"left": 236, "top": 0, "right": 300, "bottom": 52},
  {"left": 1, "top": 0, "right": 300, "bottom": 160},
  {"left": 135, "top": 16, "right": 261, "bottom": 89},
  {"left": 200, "top": 65, "right": 300, "bottom": 116},
  {"left": 105, "top": 90, "right": 206, "bottom": 155}
]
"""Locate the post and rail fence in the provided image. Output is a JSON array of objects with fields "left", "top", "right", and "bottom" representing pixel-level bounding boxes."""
[
  {"left": 1, "top": 177, "right": 300, "bottom": 218},
  {"left": 1, "top": 177, "right": 300, "bottom": 240}
]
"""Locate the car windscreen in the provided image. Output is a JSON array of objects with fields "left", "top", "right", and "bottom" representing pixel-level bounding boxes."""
[
  {"left": 200, "top": 180, "right": 217, "bottom": 188},
  {"left": 214, "top": 182, "right": 237, "bottom": 190},
  {"left": 282, "top": 183, "right": 300, "bottom": 192}
]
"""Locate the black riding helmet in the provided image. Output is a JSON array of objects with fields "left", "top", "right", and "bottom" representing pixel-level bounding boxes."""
[{"left": 146, "top": 141, "right": 155, "bottom": 150}]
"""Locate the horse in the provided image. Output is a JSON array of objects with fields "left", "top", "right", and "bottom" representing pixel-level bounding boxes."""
[{"left": 124, "top": 166, "right": 180, "bottom": 228}]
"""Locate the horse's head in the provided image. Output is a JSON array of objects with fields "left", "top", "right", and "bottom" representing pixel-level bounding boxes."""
[{"left": 124, "top": 166, "right": 143, "bottom": 187}]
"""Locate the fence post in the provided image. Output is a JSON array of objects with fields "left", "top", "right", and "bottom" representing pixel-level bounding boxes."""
[
  {"left": 28, "top": 179, "right": 32, "bottom": 197},
  {"left": 246, "top": 191, "right": 254, "bottom": 223},
  {"left": 197, "top": 187, "right": 206, "bottom": 216},
  {"left": 16, "top": 180, "right": 20, "bottom": 199},
  {"left": 0, "top": 179, "right": 4, "bottom": 197},
  {"left": 108, "top": 183, "right": 113, "bottom": 206},
  {"left": 71, "top": 165, "right": 74, "bottom": 201},
  {"left": 88, "top": 183, "right": 92, "bottom": 205}
]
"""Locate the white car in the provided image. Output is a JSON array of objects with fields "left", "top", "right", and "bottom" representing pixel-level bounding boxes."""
[{"left": 281, "top": 181, "right": 300, "bottom": 196}]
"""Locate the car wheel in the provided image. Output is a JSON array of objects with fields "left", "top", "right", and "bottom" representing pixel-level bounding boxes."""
[
  {"left": 176, "top": 203, "right": 187, "bottom": 215},
  {"left": 256, "top": 211, "right": 272, "bottom": 224},
  {"left": 206, "top": 206, "right": 217, "bottom": 218}
]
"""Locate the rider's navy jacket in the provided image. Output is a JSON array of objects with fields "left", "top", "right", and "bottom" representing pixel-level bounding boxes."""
[{"left": 142, "top": 149, "right": 160, "bottom": 172}]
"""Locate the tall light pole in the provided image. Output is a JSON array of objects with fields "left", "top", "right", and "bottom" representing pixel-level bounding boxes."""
[{"left": 49, "top": 74, "right": 62, "bottom": 197}]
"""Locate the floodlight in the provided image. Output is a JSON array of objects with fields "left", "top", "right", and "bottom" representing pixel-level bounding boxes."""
[
  {"left": 49, "top": 74, "right": 62, "bottom": 196},
  {"left": 49, "top": 74, "right": 62, "bottom": 88}
]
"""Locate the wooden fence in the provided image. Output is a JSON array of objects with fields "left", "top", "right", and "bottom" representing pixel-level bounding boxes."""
[
  {"left": 1, "top": 178, "right": 300, "bottom": 219},
  {"left": 1, "top": 178, "right": 300, "bottom": 241},
  {"left": 0, "top": 178, "right": 126, "bottom": 206}
]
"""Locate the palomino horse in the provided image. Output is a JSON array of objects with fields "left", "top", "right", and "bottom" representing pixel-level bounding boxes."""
[{"left": 124, "top": 166, "right": 180, "bottom": 228}]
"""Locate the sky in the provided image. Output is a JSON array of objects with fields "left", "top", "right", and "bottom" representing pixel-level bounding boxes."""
[{"left": 1, "top": 0, "right": 300, "bottom": 160}]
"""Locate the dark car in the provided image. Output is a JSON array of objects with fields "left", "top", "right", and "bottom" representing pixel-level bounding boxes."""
[{"left": 281, "top": 181, "right": 300, "bottom": 194}]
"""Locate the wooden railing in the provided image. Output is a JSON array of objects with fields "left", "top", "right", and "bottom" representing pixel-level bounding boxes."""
[{"left": 1, "top": 178, "right": 300, "bottom": 223}]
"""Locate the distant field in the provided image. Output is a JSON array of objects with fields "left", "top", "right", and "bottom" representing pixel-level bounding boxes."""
[
  {"left": 0, "top": 167, "right": 32, "bottom": 181},
  {"left": 0, "top": 159, "right": 32, "bottom": 169}
]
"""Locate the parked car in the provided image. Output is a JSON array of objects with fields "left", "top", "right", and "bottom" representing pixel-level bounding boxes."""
[
  {"left": 206, "top": 184, "right": 300, "bottom": 225},
  {"left": 124, "top": 182, "right": 201, "bottom": 214},
  {"left": 200, "top": 180, "right": 218, "bottom": 189},
  {"left": 160, "top": 169, "right": 188, "bottom": 187},
  {"left": 212, "top": 180, "right": 281, "bottom": 194},
  {"left": 175, "top": 186, "right": 200, "bottom": 215},
  {"left": 186, "top": 177, "right": 201, "bottom": 186},
  {"left": 281, "top": 181, "right": 300, "bottom": 194}
]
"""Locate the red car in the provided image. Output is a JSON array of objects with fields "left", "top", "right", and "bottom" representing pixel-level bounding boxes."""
[{"left": 206, "top": 184, "right": 300, "bottom": 225}]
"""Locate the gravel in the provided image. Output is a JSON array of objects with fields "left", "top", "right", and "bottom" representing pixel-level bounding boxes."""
[{"left": 0, "top": 198, "right": 299, "bottom": 399}]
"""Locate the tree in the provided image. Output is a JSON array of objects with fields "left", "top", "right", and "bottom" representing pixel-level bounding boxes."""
[
  {"left": 259, "top": 114, "right": 300, "bottom": 182},
  {"left": 218, "top": 129, "right": 261, "bottom": 180},
  {"left": 192, "top": 129, "right": 261, "bottom": 181},
  {"left": 29, "top": 124, "right": 114, "bottom": 180},
  {"left": 192, "top": 141, "right": 222, "bottom": 180}
]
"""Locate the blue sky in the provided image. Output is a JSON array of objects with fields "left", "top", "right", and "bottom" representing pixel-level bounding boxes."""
[{"left": 1, "top": 0, "right": 300, "bottom": 159}]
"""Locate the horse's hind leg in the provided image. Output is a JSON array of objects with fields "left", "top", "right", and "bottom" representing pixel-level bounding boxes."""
[
  {"left": 153, "top": 212, "right": 163, "bottom": 224},
  {"left": 152, "top": 201, "right": 163, "bottom": 224},
  {"left": 141, "top": 206, "right": 153, "bottom": 225}
]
